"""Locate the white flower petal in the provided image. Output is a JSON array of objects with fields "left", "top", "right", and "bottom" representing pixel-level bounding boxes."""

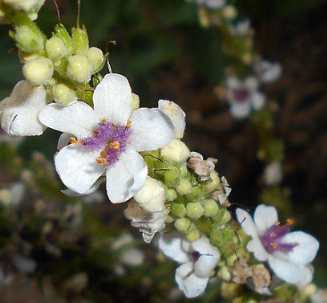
[
  {"left": 55, "top": 145, "right": 105, "bottom": 194},
  {"left": 158, "top": 100, "right": 186, "bottom": 139},
  {"left": 61, "top": 177, "right": 105, "bottom": 197},
  {"left": 93, "top": 73, "right": 131, "bottom": 125},
  {"left": 230, "top": 101, "right": 251, "bottom": 119},
  {"left": 192, "top": 237, "right": 220, "bottom": 257},
  {"left": 158, "top": 233, "right": 190, "bottom": 263},
  {"left": 245, "top": 76, "right": 259, "bottom": 92},
  {"left": 254, "top": 204, "right": 278, "bottom": 235},
  {"left": 176, "top": 262, "right": 209, "bottom": 298},
  {"left": 268, "top": 255, "right": 313, "bottom": 285},
  {"left": 129, "top": 108, "right": 175, "bottom": 151},
  {"left": 251, "top": 92, "right": 266, "bottom": 110},
  {"left": 0, "top": 80, "right": 49, "bottom": 136},
  {"left": 226, "top": 76, "right": 240, "bottom": 90},
  {"left": 247, "top": 238, "right": 268, "bottom": 262},
  {"left": 57, "top": 132, "right": 72, "bottom": 150},
  {"left": 12, "top": 255, "right": 36, "bottom": 273},
  {"left": 282, "top": 231, "right": 319, "bottom": 266},
  {"left": 236, "top": 208, "right": 259, "bottom": 239},
  {"left": 39, "top": 102, "right": 98, "bottom": 139},
  {"left": 106, "top": 150, "right": 147, "bottom": 203}
]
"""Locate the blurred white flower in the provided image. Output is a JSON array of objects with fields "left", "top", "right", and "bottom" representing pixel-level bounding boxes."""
[
  {"left": 236, "top": 205, "right": 319, "bottom": 288},
  {"left": 189, "top": 0, "right": 226, "bottom": 10},
  {"left": 0, "top": 182, "right": 25, "bottom": 207},
  {"left": 159, "top": 233, "right": 220, "bottom": 298},
  {"left": 263, "top": 161, "right": 283, "bottom": 186},
  {"left": 226, "top": 76, "right": 266, "bottom": 119},
  {"left": 254, "top": 60, "right": 282, "bottom": 84}
]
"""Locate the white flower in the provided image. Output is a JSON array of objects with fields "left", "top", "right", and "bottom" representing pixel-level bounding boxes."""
[
  {"left": 229, "top": 20, "right": 251, "bottom": 37},
  {"left": 39, "top": 73, "right": 175, "bottom": 203},
  {"left": 159, "top": 233, "right": 220, "bottom": 298},
  {"left": 3, "top": 0, "right": 45, "bottom": 12},
  {"left": 0, "top": 80, "right": 49, "bottom": 136},
  {"left": 158, "top": 100, "right": 186, "bottom": 139},
  {"left": 263, "top": 161, "right": 283, "bottom": 186},
  {"left": 236, "top": 205, "right": 319, "bottom": 287},
  {"left": 254, "top": 60, "right": 282, "bottom": 84},
  {"left": 226, "top": 76, "right": 266, "bottom": 119},
  {"left": 0, "top": 182, "right": 25, "bottom": 207}
]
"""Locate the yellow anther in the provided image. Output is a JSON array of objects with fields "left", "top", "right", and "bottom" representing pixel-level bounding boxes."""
[
  {"left": 270, "top": 232, "right": 276, "bottom": 238},
  {"left": 96, "top": 157, "right": 109, "bottom": 165},
  {"left": 70, "top": 137, "right": 81, "bottom": 145},
  {"left": 100, "top": 151, "right": 108, "bottom": 157},
  {"left": 126, "top": 119, "right": 132, "bottom": 128},
  {"left": 287, "top": 218, "right": 295, "bottom": 226},
  {"left": 274, "top": 221, "right": 281, "bottom": 226},
  {"left": 109, "top": 141, "right": 120, "bottom": 150},
  {"left": 271, "top": 242, "right": 278, "bottom": 249},
  {"left": 101, "top": 118, "right": 107, "bottom": 124}
]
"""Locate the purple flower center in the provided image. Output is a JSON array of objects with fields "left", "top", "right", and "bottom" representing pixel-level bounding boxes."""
[
  {"left": 191, "top": 251, "right": 201, "bottom": 262},
  {"left": 233, "top": 88, "right": 250, "bottom": 102},
  {"left": 260, "top": 221, "right": 296, "bottom": 254},
  {"left": 80, "top": 120, "right": 132, "bottom": 167}
]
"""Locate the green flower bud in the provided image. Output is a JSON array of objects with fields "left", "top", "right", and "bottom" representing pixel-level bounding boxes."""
[
  {"left": 164, "top": 166, "right": 180, "bottom": 188},
  {"left": 221, "top": 241, "right": 237, "bottom": 257},
  {"left": 23, "top": 57, "right": 53, "bottom": 85},
  {"left": 46, "top": 37, "right": 66, "bottom": 64},
  {"left": 131, "top": 93, "right": 140, "bottom": 112},
  {"left": 186, "top": 227, "right": 201, "bottom": 242},
  {"left": 202, "top": 199, "right": 219, "bottom": 217},
  {"left": 53, "top": 84, "right": 77, "bottom": 105},
  {"left": 87, "top": 47, "right": 104, "bottom": 72},
  {"left": 72, "top": 27, "right": 89, "bottom": 56},
  {"left": 210, "top": 229, "right": 223, "bottom": 247},
  {"left": 15, "top": 25, "right": 44, "bottom": 53},
  {"left": 212, "top": 208, "right": 231, "bottom": 226},
  {"left": 186, "top": 202, "right": 204, "bottom": 220},
  {"left": 218, "top": 266, "right": 232, "bottom": 281},
  {"left": 226, "top": 254, "right": 237, "bottom": 267},
  {"left": 165, "top": 188, "right": 177, "bottom": 202},
  {"left": 67, "top": 55, "right": 92, "bottom": 83},
  {"left": 161, "top": 139, "right": 190, "bottom": 164},
  {"left": 203, "top": 171, "right": 220, "bottom": 193},
  {"left": 174, "top": 218, "right": 191, "bottom": 232},
  {"left": 186, "top": 185, "right": 202, "bottom": 201},
  {"left": 166, "top": 214, "right": 175, "bottom": 224},
  {"left": 176, "top": 178, "right": 192, "bottom": 196},
  {"left": 170, "top": 202, "right": 186, "bottom": 218},
  {"left": 54, "top": 24, "right": 73, "bottom": 55},
  {"left": 180, "top": 165, "right": 188, "bottom": 177}
]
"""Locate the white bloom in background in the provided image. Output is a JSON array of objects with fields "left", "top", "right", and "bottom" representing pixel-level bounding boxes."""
[
  {"left": 134, "top": 176, "right": 166, "bottom": 212},
  {"left": 229, "top": 20, "right": 251, "bottom": 37},
  {"left": 159, "top": 233, "right": 220, "bottom": 298},
  {"left": 236, "top": 205, "right": 319, "bottom": 287},
  {"left": 158, "top": 100, "right": 186, "bottom": 139},
  {"left": 190, "top": 0, "right": 226, "bottom": 10},
  {"left": 254, "top": 60, "right": 282, "bottom": 84},
  {"left": 0, "top": 182, "right": 25, "bottom": 207},
  {"left": 0, "top": 80, "right": 49, "bottom": 136},
  {"left": 39, "top": 73, "right": 175, "bottom": 203},
  {"left": 226, "top": 76, "right": 266, "bottom": 119},
  {"left": 3, "top": 0, "right": 45, "bottom": 12},
  {"left": 263, "top": 161, "right": 283, "bottom": 186}
]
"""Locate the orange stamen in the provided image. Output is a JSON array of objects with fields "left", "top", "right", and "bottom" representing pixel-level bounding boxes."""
[
  {"left": 109, "top": 141, "right": 120, "bottom": 150},
  {"left": 126, "top": 119, "right": 132, "bottom": 128},
  {"left": 274, "top": 221, "right": 281, "bottom": 226},
  {"left": 100, "top": 151, "right": 108, "bottom": 157},
  {"left": 271, "top": 242, "right": 278, "bottom": 249},
  {"left": 96, "top": 157, "right": 109, "bottom": 165},
  {"left": 270, "top": 232, "right": 276, "bottom": 238},
  {"left": 101, "top": 118, "right": 107, "bottom": 124},
  {"left": 286, "top": 218, "right": 295, "bottom": 226},
  {"left": 70, "top": 137, "right": 81, "bottom": 145}
]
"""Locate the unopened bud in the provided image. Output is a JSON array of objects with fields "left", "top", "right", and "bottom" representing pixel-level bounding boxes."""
[
  {"left": 170, "top": 202, "right": 186, "bottom": 218},
  {"left": 186, "top": 202, "right": 204, "bottom": 220},
  {"left": 87, "top": 47, "right": 104, "bottom": 72},
  {"left": 186, "top": 186, "right": 202, "bottom": 201},
  {"left": 134, "top": 177, "right": 165, "bottom": 212},
  {"left": 53, "top": 84, "right": 77, "bottom": 105},
  {"left": 176, "top": 178, "right": 192, "bottom": 196},
  {"left": 210, "top": 229, "right": 223, "bottom": 247},
  {"left": 186, "top": 227, "right": 201, "bottom": 242},
  {"left": 67, "top": 55, "right": 92, "bottom": 83},
  {"left": 15, "top": 25, "right": 44, "bottom": 53},
  {"left": 203, "top": 171, "right": 220, "bottom": 193},
  {"left": 161, "top": 139, "right": 190, "bottom": 164},
  {"left": 23, "top": 57, "right": 53, "bottom": 85},
  {"left": 174, "top": 218, "right": 191, "bottom": 232},
  {"left": 212, "top": 208, "right": 231, "bottom": 226},
  {"left": 4, "top": 0, "right": 45, "bottom": 12},
  {"left": 131, "top": 93, "right": 140, "bottom": 112},
  {"left": 202, "top": 199, "right": 219, "bottom": 217},
  {"left": 164, "top": 166, "right": 180, "bottom": 188},
  {"left": 46, "top": 37, "right": 66, "bottom": 63},
  {"left": 72, "top": 27, "right": 89, "bottom": 55},
  {"left": 165, "top": 188, "right": 177, "bottom": 202},
  {"left": 218, "top": 266, "right": 232, "bottom": 281}
]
